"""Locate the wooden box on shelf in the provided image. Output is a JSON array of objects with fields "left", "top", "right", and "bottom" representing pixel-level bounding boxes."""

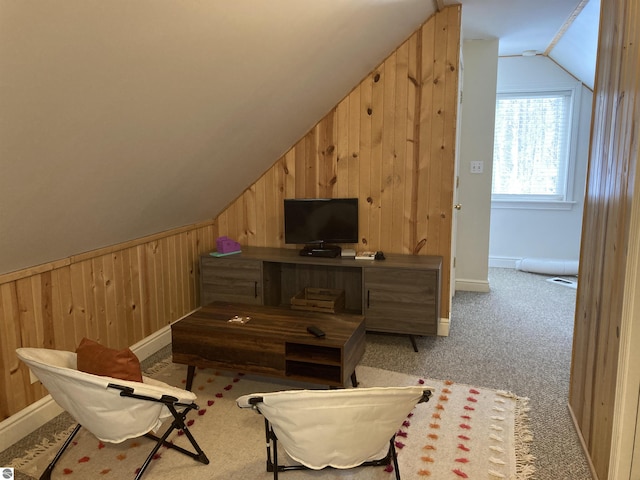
[{"left": 290, "top": 287, "right": 345, "bottom": 314}]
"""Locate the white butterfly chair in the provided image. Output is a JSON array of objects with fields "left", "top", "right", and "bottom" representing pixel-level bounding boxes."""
[
  {"left": 237, "top": 386, "right": 432, "bottom": 479},
  {"left": 16, "top": 347, "right": 209, "bottom": 480}
]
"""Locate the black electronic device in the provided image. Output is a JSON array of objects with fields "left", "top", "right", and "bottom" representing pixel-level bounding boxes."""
[
  {"left": 284, "top": 198, "right": 358, "bottom": 258},
  {"left": 375, "top": 251, "right": 385, "bottom": 260},
  {"left": 306, "top": 325, "right": 326, "bottom": 337}
]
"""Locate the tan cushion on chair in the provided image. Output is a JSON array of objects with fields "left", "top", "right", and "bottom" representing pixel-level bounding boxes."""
[{"left": 76, "top": 337, "right": 143, "bottom": 382}]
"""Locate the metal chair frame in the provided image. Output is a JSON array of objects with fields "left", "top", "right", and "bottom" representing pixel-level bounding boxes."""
[{"left": 39, "top": 383, "right": 209, "bottom": 480}]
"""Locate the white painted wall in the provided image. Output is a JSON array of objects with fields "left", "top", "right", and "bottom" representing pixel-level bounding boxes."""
[
  {"left": 489, "top": 56, "right": 592, "bottom": 269},
  {"left": 455, "top": 53, "right": 592, "bottom": 289},
  {"left": 455, "top": 40, "right": 499, "bottom": 292}
]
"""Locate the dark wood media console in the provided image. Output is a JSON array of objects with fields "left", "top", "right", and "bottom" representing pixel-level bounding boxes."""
[{"left": 200, "top": 247, "right": 442, "bottom": 344}]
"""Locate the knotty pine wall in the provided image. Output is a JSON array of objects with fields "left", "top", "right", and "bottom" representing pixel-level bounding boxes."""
[
  {"left": 0, "top": 222, "right": 219, "bottom": 420},
  {"left": 569, "top": 0, "right": 638, "bottom": 477},
  {"left": 0, "top": 6, "right": 460, "bottom": 421},
  {"left": 216, "top": 6, "right": 460, "bottom": 318}
]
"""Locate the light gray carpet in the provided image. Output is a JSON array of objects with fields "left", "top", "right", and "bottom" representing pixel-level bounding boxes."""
[{"left": 1, "top": 267, "right": 592, "bottom": 479}]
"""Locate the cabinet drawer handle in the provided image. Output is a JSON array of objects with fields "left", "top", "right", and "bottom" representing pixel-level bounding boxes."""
[
  {"left": 254, "top": 281, "right": 258, "bottom": 298},
  {"left": 367, "top": 290, "right": 370, "bottom": 308}
]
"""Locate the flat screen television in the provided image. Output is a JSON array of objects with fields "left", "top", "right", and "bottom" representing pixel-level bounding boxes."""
[{"left": 284, "top": 198, "right": 358, "bottom": 257}]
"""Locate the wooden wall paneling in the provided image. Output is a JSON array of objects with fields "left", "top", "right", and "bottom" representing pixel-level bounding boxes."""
[
  {"left": 405, "top": 31, "right": 420, "bottom": 254},
  {"left": 170, "top": 235, "right": 182, "bottom": 320},
  {"left": 15, "top": 277, "right": 39, "bottom": 351},
  {"left": 224, "top": 198, "right": 239, "bottom": 243},
  {"left": 266, "top": 161, "right": 284, "bottom": 246},
  {"left": 347, "top": 86, "right": 361, "bottom": 199},
  {"left": 115, "top": 249, "right": 132, "bottom": 347},
  {"left": 186, "top": 231, "right": 197, "bottom": 312},
  {"left": 148, "top": 242, "right": 168, "bottom": 332},
  {"left": 283, "top": 150, "right": 296, "bottom": 200},
  {"left": 569, "top": 0, "right": 637, "bottom": 476},
  {"left": 244, "top": 191, "right": 254, "bottom": 246},
  {"left": 40, "top": 271, "right": 54, "bottom": 350},
  {"left": 0, "top": 219, "right": 220, "bottom": 418},
  {"left": 293, "top": 138, "right": 305, "bottom": 198},
  {"left": 156, "top": 238, "right": 169, "bottom": 331},
  {"left": 111, "top": 251, "right": 128, "bottom": 348},
  {"left": 183, "top": 232, "right": 194, "bottom": 313},
  {"left": 14, "top": 277, "right": 48, "bottom": 405},
  {"left": 180, "top": 233, "right": 191, "bottom": 315},
  {"left": 276, "top": 158, "right": 289, "bottom": 244},
  {"left": 69, "top": 262, "right": 85, "bottom": 345},
  {"left": 95, "top": 256, "right": 110, "bottom": 344},
  {"left": 136, "top": 244, "right": 153, "bottom": 340},
  {"left": 437, "top": 5, "right": 461, "bottom": 301},
  {"left": 157, "top": 234, "right": 182, "bottom": 330},
  {"left": 336, "top": 96, "right": 350, "bottom": 199},
  {"left": 359, "top": 73, "right": 373, "bottom": 247},
  {"left": 443, "top": 5, "right": 461, "bottom": 234},
  {"left": 416, "top": 18, "right": 435, "bottom": 255},
  {"left": 230, "top": 197, "right": 242, "bottom": 242},
  {"left": 216, "top": 205, "right": 229, "bottom": 238},
  {"left": 428, "top": 9, "right": 448, "bottom": 260},
  {"left": 128, "top": 245, "right": 144, "bottom": 344},
  {"left": 175, "top": 232, "right": 191, "bottom": 316},
  {"left": 304, "top": 127, "right": 318, "bottom": 196},
  {"left": 51, "top": 267, "right": 74, "bottom": 352},
  {"left": 380, "top": 52, "right": 397, "bottom": 252},
  {"left": 0, "top": 282, "right": 28, "bottom": 419},
  {"left": 319, "top": 109, "right": 337, "bottom": 198},
  {"left": 393, "top": 39, "right": 410, "bottom": 254},
  {"left": 145, "top": 241, "right": 161, "bottom": 335},
  {"left": 369, "top": 64, "right": 384, "bottom": 250},
  {"left": 254, "top": 176, "right": 268, "bottom": 246}
]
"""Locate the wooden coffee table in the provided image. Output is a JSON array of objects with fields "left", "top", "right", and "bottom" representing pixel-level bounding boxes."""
[{"left": 171, "top": 302, "right": 366, "bottom": 389}]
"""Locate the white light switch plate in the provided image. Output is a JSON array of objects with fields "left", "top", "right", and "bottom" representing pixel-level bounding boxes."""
[{"left": 470, "top": 161, "right": 484, "bottom": 174}]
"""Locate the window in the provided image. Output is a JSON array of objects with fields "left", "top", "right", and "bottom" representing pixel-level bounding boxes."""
[{"left": 492, "top": 88, "right": 580, "bottom": 208}]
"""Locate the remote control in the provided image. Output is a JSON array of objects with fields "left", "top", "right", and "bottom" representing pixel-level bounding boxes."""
[{"left": 307, "top": 325, "right": 325, "bottom": 337}]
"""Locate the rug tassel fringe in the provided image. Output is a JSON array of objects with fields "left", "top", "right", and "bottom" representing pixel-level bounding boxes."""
[
  {"left": 143, "top": 356, "right": 174, "bottom": 376},
  {"left": 513, "top": 395, "right": 536, "bottom": 480},
  {"left": 9, "top": 423, "right": 77, "bottom": 471}
]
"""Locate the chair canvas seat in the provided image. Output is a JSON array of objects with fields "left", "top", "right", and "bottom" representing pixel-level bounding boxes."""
[
  {"left": 17, "top": 347, "right": 196, "bottom": 443},
  {"left": 237, "top": 386, "right": 431, "bottom": 471},
  {"left": 16, "top": 347, "right": 209, "bottom": 480}
]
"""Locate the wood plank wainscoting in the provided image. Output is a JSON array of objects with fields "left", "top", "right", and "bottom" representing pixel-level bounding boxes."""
[
  {"left": 214, "top": 6, "right": 460, "bottom": 322},
  {"left": 0, "top": 5, "right": 461, "bottom": 424},
  {"left": 0, "top": 222, "right": 220, "bottom": 421},
  {"left": 569, "top": 0, "right": 640, "bottom": 478}
]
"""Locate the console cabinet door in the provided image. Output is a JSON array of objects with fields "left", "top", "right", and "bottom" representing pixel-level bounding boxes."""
[
  {"left": 200, "top": 256, "right": 262, "bottom": 306},
  {"left": 364, "top": 267, "right": 439, "bottom": 335}
]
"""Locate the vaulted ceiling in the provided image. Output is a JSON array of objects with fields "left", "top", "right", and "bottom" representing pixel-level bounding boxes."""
[{"left": 0, "top": 0, "right": 600, "bottom": 275}]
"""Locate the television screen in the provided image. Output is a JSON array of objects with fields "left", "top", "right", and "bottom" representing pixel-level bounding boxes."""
[{"left": 284, "top": 198, "right": 358, "bottom": 245}]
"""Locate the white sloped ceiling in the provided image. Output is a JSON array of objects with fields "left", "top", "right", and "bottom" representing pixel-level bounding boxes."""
[{"left": 0, "top": 0, "right": 436, "bottom": 274}]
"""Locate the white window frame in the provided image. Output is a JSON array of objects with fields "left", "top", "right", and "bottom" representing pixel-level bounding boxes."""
[{"left": 491, "top": 83, "right": 582, "bottom": 211}]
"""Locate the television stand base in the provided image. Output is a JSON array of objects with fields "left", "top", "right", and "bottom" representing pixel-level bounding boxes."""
[{"left": 299, "top": 245, "right": 342, "bottom": 258}]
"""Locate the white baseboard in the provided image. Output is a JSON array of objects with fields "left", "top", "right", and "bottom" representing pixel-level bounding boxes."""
[
  {"left": 0, "top": 324, "right": 176, "bottom": 453},
  {"left": 488, "top": 256, "right": 520, "bottom": 269},
  {"left": 455, "top": 278, "right": 490, "bottom": 292},
  {"left": 438, "top": 317, "right": 450, "bottom": 336},
  {"left": 0, "top": 395, "right": 64, "bottom": 455}
]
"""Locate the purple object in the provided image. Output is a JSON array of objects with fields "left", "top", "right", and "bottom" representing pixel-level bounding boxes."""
[{"left": 216, "top": 236, "right": 241, "bottom": 254}]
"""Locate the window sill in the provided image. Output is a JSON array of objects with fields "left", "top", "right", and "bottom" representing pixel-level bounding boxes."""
[{"left": 491, "top": 200, "right": 577, "bottom": 211}]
